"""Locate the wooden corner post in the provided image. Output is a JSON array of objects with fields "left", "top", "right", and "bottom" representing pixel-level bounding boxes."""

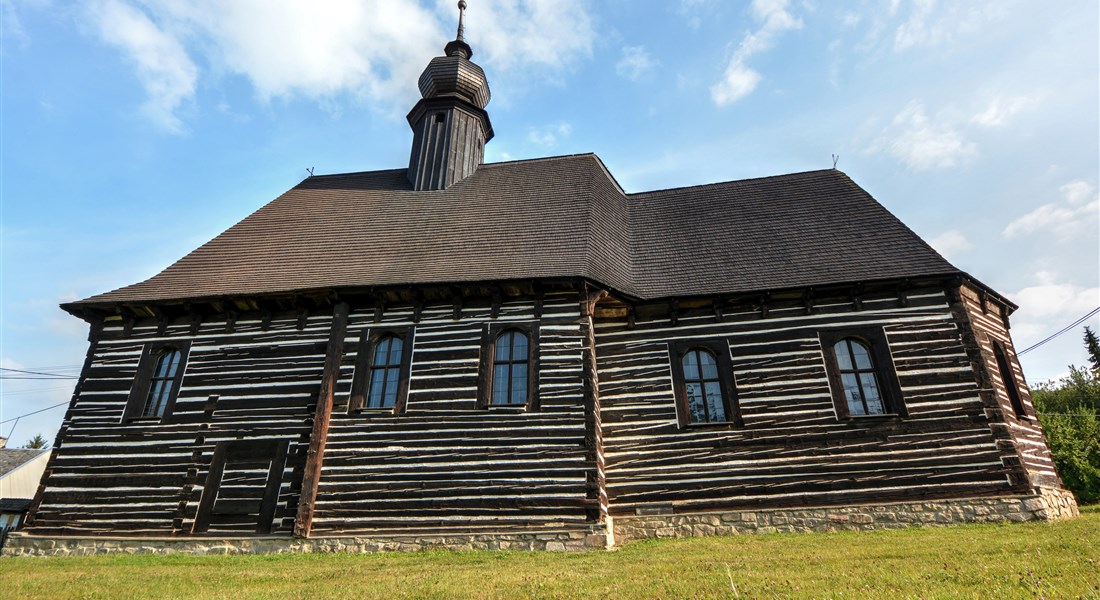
[
  {"left": 580, "top": 286, "right": 610, "bottom": 524},
  {"left": 293, "top": 301, "right": 350, "bottom": 537}
]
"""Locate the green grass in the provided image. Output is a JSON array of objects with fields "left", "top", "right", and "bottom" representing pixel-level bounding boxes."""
[{"left": 4, "top": 506, "right": 1099, "bottom": 599}]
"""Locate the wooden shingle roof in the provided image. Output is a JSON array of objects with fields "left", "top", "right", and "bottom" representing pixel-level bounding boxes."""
[{"left": 70, "top": 154, "right": 959, "bottom": 307}]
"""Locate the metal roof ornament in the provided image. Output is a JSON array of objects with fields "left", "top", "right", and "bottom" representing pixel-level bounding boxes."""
[
  {"left": 456, "top": 0, "right": 467, "bottom": 42},
  {"left": 445, "top": 1, "right": 474, "bottom": 59}
]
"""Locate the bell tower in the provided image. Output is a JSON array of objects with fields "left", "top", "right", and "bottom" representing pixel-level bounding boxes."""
[{"left": 407, "top": 1, "right": 494, "bottom": 191}]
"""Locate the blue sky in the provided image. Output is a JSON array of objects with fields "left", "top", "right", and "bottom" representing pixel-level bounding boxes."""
[{"left": 2, "top": 0, "right": 1098, "bottom": 446}]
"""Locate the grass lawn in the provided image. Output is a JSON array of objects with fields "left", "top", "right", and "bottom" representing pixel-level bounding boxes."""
[{"left": 3, "top": 505, "right": 1098, "bottom": 599}]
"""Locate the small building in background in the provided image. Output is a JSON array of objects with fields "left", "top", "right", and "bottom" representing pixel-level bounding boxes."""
[{"left": 0, "top": 441, "right": 51, "bottom": 541}]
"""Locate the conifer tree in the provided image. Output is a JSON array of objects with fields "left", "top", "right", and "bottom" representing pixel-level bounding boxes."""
[{"left": 1084, "top": 326, "right": 1100, "bottom": 373}]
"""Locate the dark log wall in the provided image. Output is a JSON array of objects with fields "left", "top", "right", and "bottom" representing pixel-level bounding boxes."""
[
  {"left": 24, "top": 281, "right": 1067, "bottom": 540},
  {"left": 956, "top": 284, "right": 1062, "bottom": 489},
  {"left": 25, "top": 312, "right": 333, "bottom": 536},
  {"left": 595, "top": 288, "right": 1024, "bottom": 516},
  {"left": 310, "top": 291, "right": 595, "bottom": 536}
]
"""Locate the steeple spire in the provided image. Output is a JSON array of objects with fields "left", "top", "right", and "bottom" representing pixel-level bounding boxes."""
[
  {"left": 444, "top": 1, "right": 474, "bottom": 60},
  {"left": 456, "top": 0, "right": 466, "bottom": 41},
  {"left": 406, "top": 0, "right": 493, "bottom": 191}
]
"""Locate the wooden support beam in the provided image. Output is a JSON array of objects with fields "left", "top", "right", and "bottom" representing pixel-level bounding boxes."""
[
  {"left": 297, "top": 307, "right": 309, "bottom": 331},
  {"left": 373, "top": 299, "right": 385, "bottom": 323},
  {"left": 293, "top": 301, "right": 350, "bottom": 538},
  {"left": 758, "top": 293, "right": 770, "bottom": 319},
  {"left": 122, "top": 317, "right": 134, "bottom": 338},
  {"left": 851, "top": 283, "right": 865, "bottom": 311},
  {"left": 897, "top": 280, "right": 910, "bottom": 308},
  {"left": 579, "top": 291, "right": 609, "bottom": 525},
  {"left": 260, "top": 309, "right": 272, "bottom": 331},
  {"left": 225, "top": 310, "right": 238, "bottom": 334},
  {"left": 803, "top": 288, "right": 815, "bottom": 315},
  {"left": 669, "top": 299, "right": 679, "bottom": 326},
  {"left": 188, "top": 309, "right": 202, "bottom": 335},
  {"left": 451, "top": 286, "right": 463, "bottom": 320},
  {"left": 412, "top": 291, "right": 424, "bottom": 323},
  {"left": 713, "top": 298, "right": 724, "bottom": 323},
  {"left": 491, "top": 288, "right": 503, "bottom": 319},
  {"left": 627, "top": 306, "right": 636, "bottom": 330},
  {"left": 533, "top": 283, "right": 544, "bottom": 319}
]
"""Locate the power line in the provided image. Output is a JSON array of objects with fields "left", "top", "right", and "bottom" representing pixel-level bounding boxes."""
[
  {"left": 0, "top": 386, "right": 76, "bottom": 397},
  {"left": 0, "top": 400, "right": 71, "bottom": 425},
  {"left": 1018, "top": 306, "right": 1100, "bottom": 356},
  {"left": 0, "top": 367, "right": 80, "bottom": 378},
  {"left": 0, "top": 375, "right": 80, "bottom": 380}
]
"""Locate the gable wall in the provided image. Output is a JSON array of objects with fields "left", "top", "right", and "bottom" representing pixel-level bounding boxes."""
[
  {"left": 955, "top": 284, "right": 1062, "bottom": 490},
  {"left": 595, "top": 287, "right": 1024, "bottom": 516}
]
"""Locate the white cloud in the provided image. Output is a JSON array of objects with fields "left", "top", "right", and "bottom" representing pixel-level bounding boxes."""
[
  {"left": 1003, "top": 180, "right": 1100, "bottom": 241},
  {"left": 82, "top": 0, "right": 596, "bottom": 130},
  {"left": 710, "top": 0, "right": 802, "bottom": 106},
  {"left": 87, "top": 0, "right": 198, "bottom": 133},
  {"left": 616, "top": 46, "right": 656, "bottom": 81},
  {"left": 453, "top": 0, "right": 594, "bottom": 74},
  {"left": 868, "top": 101, "right": 976, "bottom": 171},
  {"left": 893, "top": 0, "right": 1008, "bottom": 52},
  {"left": 1006, "top": 271, "right": 1100, "bottom": 345},
  {"left": 1061, "top": 180, "right": 1097, "bottom": 206},
  {"left": 971, "top": 95, "right": 1036, "bottom": 128},
  {"left": 928, "top": 230, "right": 972, "bottom": 260},
  {"left": 527, "top": 122, "right": 572, "bottom": 147},
  {"left": 1, "top": 0, "right": 32, "bottom": 48}
]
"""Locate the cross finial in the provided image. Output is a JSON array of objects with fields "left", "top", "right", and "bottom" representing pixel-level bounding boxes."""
[{"left": 457, "top": 1, "right": 467, "bottom": 42}]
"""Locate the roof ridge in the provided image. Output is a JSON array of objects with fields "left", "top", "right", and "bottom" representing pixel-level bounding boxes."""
[
  {"left": 298, "top": 154, "right": 603, "bottom": 181},
  {"left": 304, "top": 167, "right": 407, "bottom": 180},
  {"left": 481, "top": 152, "right": 598, "bottom": 168},
  {"left": 627, "top": 168, "right": 844, "bottom": 198}
]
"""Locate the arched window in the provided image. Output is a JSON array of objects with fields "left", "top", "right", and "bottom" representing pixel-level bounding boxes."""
[
  {"left": 832, "top": 338, "right": 885, "bottom": 416},
  {"left": 366, "top": 335, "right": 404, "bottom": 409},
  {"left": 491, "top": 330, "right": 529, "bottom": 406},
  {"left": 143, "top": 347, "right": 183, "bottom": 418},
  {"left": 349, "top": 329, "right": 412, "bottom": 412},
  {"left": 668, "top": 340, "right": 740, "bottom": 427},
  {"left": 682, "top": 348, "right": 728, "bottom": 423},
  {"left": 993, "top": 343, "right": 1027, "bottom": 418}
]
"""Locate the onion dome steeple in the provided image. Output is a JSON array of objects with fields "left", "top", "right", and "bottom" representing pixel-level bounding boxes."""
[{"left": 407, "top": 1, "right": 494, "bottom": 191}]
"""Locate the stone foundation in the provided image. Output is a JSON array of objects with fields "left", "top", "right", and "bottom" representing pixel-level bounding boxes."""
[
  {"left": 4, "top": 490, "right": 1079, "bottom": 557},
  {"left": 2, "top": 527, "right": 611, "bottom": 557},
  {"left": 613, "top": 489, "right": 1080, "bottom": 543}
]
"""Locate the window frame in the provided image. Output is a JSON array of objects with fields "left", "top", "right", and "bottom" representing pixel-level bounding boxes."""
[
  {"left": 819, "top": 327, "right": 906, "bottom": 420},
  {"left": 477, "top": 321, "right": 539, "bottom": 411},
  {"left": 668, "top": 339, "right": 742, "bottom": 428},
  {"left": 123, "top": 340, "right": 191, "bottom": 423},
  {"left": 990, "top": 340, "right": 1029, "bottom": 420},
  {"left": 348, "top": 327, "right": 414, "bottom": 414}
]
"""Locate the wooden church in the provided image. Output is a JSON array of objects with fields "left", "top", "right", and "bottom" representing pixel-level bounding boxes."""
[{"left": 6, "top": 4, "right": 1077, "bottom": 555}]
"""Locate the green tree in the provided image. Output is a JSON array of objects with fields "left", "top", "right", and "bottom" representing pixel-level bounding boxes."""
[
  {"left": 1032, "top": 329, "right": 1100, "bottom": 504},
  {"left": 1084, "top": 326, "right": 1100, "bottom": 373},
  {"left": 21, "top": 433, "right": 49, "bottom": 449}
]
